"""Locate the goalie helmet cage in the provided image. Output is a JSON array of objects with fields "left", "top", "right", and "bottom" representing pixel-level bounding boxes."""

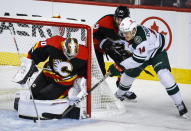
[{"left": 0, "top": 17, "right": 119, "bottom": 118}]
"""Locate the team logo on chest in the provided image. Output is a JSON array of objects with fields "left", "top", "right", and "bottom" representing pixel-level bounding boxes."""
[
  {"left": 134, "top": 36, "right": 142, "bottom": 44},
  {"left": 53, "top": 59, "right": 73, "bottom": 77}
]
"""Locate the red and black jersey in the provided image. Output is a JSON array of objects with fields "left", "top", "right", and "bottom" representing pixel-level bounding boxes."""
[
  {"left": 93, "top": 14, "right": 121, "bottom": 52},
  {"left": 27, "top": 35, "right": 88, "bottom": 86}
]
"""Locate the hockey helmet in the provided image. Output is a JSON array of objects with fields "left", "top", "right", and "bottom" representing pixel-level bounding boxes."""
[
  {"left": 114, "top": 6, "right": 130, "bottom": 19},
  {"left": 62, "top": 38, "right": 79, "bottom": 59},
  {"left": 119, "top": 17, "right": 138, "bottom": 33}
]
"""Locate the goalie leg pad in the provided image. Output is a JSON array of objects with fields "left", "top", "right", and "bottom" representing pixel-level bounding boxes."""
[
  {"left": 16, "top": 90, "right": 84, "bottom": 120},
  {"left": 14, "top": 97, "right": 20, "bottom": 111},
  {"left": 14, "top": 90, "right": 31, "bottom": 111},
  {"left": 18, "top": 98, "right": 69, "bottom": 119}
]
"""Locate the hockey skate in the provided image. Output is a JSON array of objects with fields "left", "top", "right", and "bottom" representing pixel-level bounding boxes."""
[
  {"left": 176, "top": 101, "right": 188, "bottom": 116},
  {"left": 115, "top": 91, "right": 136, "bottom": 101}
]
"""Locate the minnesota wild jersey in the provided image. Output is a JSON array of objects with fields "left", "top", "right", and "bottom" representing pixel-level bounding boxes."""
[{"left": 120, "top": 25, "right": 165, "bottom": 69}]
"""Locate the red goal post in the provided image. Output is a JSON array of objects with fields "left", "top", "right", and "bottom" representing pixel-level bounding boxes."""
[{"left": 0, "top": 16, "right": 92, "bottom": 116}]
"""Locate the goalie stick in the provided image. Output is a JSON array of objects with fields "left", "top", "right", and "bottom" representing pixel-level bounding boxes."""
[
  {"left": 8, "top": 26, "right": 22, "bottom": 60},
  {"left": 42, "top": 72, "right": 111, "bottom": 119},
  {"left": 9, "top": 26, "right": 40, "bottom": 123}
]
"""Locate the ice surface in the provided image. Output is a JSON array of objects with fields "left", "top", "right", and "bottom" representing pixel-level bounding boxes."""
[{"left": 0, "top": 66, "right": 191, "bottom": 131}]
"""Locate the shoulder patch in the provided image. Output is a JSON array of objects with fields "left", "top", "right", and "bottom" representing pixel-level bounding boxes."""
[{"left": 134, "top": 36, "right": 142, "bottom": 44}]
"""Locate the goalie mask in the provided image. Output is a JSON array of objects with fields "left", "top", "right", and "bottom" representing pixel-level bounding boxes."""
[{"left": 62, "top": 38, "right": 79, "bottom": 59}]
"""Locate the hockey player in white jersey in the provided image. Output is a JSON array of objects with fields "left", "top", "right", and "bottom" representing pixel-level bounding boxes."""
[{"left": 108, "top": 17, "right": 188, "bottom": 116}]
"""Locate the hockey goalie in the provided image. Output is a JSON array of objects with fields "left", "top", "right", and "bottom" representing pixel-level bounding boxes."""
[{"left": 12, "top": 36, "right": 88, "bottom": 120}]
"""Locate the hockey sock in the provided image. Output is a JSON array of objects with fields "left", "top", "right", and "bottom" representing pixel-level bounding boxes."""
[
  {"left": 157, "top": 69, "right": 183, "bottom": 105},
  {"left": 116, "top": 73, "right": 135, "bottom": 96}
]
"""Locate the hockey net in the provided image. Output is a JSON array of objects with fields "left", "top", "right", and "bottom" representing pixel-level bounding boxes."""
[{"left": 0, "top": 17, "right": 119, "bottom": 117}]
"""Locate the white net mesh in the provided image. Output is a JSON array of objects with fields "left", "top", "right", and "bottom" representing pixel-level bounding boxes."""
[{"left": 91, "top": 40, "right": 120, "bottom": 112}]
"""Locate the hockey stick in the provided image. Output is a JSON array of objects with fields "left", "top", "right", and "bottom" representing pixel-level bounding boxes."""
[
  {"left": 9, "top": 26, "right": 40, "bottom": 123},
  {"left": 112, "top": 44, "right": 154, "bottom": 77},
  {"left": 139, "top": 67, "right": 154, "bottom": 77},
  {"left": 42, "top": 72, "right": 111, "bottom": 119},
  {"left": 25, "top": 78, "right": 40, "bottom": 123}
]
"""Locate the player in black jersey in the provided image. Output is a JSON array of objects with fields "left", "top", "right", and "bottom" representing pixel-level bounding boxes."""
[
  {"left": 93, "top": 6, "right": 130, "bottom": 75},
  {"left": 93, "top": 6, "right": 136, "bottom": 100}
]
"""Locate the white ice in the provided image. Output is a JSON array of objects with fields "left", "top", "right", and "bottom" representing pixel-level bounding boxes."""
[{"left": 0, "top": 66, "right": 191, "bottom": 131}]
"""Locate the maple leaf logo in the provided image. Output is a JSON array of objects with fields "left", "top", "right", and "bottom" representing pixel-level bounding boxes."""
[
  {"left": 150, "top": 21, "right": 167, "bottom": 36},
  {"left": 141, "top": 16, "right": 172, "bottom": 51}
]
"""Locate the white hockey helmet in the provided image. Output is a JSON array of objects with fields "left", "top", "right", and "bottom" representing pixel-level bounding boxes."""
[
  {"left": 62, "top": 38, "right": 79, "bottom": 59},
  {"left": 119, "top": 17, "right": 138, "bottom": 33}
]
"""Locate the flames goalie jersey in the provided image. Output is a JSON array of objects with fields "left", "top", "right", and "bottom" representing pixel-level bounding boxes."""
[{"left": 27, "top": 35, "right": 88, "bottom": 86}]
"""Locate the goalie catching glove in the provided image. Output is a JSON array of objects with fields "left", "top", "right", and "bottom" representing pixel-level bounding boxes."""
[
  {"left": 12, "top": 57, "right": 38, "bottom": 84},
  {"left": 108, "top": 64, "right": 125, "bottom": 77}
]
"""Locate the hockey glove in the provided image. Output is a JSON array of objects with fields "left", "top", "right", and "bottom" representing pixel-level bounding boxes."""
[
  {"left": 100, "top": 39, "right": 113, "bottom": 53},
  {"left": 101, "top": 39, "right": 131, "bottom": 63},
  {"left": 108, "top": 64, "right": 125, "bottom": 77},
  {"left": 101, "top": 39, "right": 123, "bottom": 54}
]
